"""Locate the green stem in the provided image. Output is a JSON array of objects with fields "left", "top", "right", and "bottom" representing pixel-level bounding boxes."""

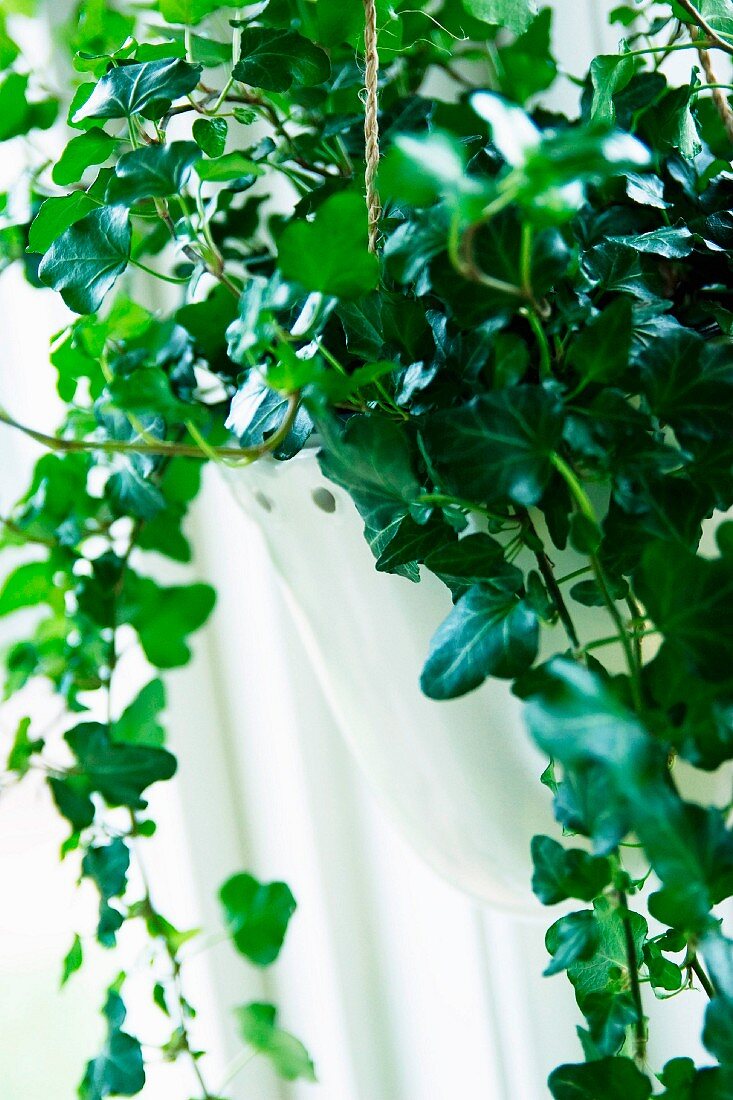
[
  {"left": 617, "top": 888, "right": 647, "bottom": 1067},
  {"left": 0, "top": 398, "right": 300, "bottom": 464},
  {"left": 551, "top": 453, "right": 642, "bottom": 710},
  {"left": 128, "top": 257, "right": 191, "bottom": 285},
  {"left": 522, "top": 307, "right": 551, "bottom": 379}
]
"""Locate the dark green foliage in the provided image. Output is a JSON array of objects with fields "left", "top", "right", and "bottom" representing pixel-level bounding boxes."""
[{"left": 2, "top": 0, "right": 732, "bottom": 1094}]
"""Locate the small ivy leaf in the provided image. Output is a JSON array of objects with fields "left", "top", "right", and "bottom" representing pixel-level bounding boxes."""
[
  {"left": 0, "top": 71, "right": 57, "bottom": 141},
  {"left": 636, "top": 543, "right": 733, "bottom": 683},
  {"left": 544, "top": 910, "right": 599, "bottom": 977},
  {"left": 421, "top": 583, "right": 539, "bottom": 700},
  {"left": 560, "top": 896, "right": 648, "bottom": 1007},
  {"left": 425, "top": 533, "right": 524, "bottom": 599},
  {"left": 28, "top": 192, "right": 96, "bottom": 254},
  {"left": 236, "top": 1002, "right": 316, "bottom": 1082},
  {"left": 193, "top": 150, "right": 263, "bottom": 181},
  {"left": 72, "top": 58, "right": 202, "bottom": 123},
  {"left": 0, "top": 560, "right": 62, "bottom": 617},
  {"left": 105, "top": 461, "right": 167, "bottom": 521},
  {"left": 38, "top": 205, "right": 131, "bottom": 315},
  {"left": 521, "top": 657, "right": 652, "bottom": 784},
  {"left": 82, "top": 838, "right": 130, "bottom": 946},
  {"left": 375, "top": 514, "right": 456, "bottom": 579},
  {"left": 65, "top": 722, "right": 177, "bottom": 808},
  {"left": 608, "top": 226, "right": 694, "bottom": 260},
  {"left": 581, "top": 990, "right": 638, "bottom": 1057},
  {"left": 52, "top": 128, "right": 116, "bottom": 186},
  {"left": 548, "top": 1057, "right": 652, "bottom": 1099},
  {"left": 225, "top": 372, "right": 312, "bottom": 458},
  {"left": 380, "top": 131, "right": 487, "bottom": 213},
  {"left": 79, "top": 989, "right": 145, "bottom": 1100},
  {"left": 567, "top": 297, "right": 633, "bottom": 387},
  {"left": 48, "top": 776, "right": 96, "bottom": 832},
  {"left": 530, "top": 835, "right": 612, "bottom": 905},
  {"left": 590, "top": 54, "right": 638, "bottom": 127},
  {"left": 703, "top": 996, "right": 733, "bottom": 1066},
  {"left": 317, "top": 413, "right": 420, "bottom": 559},
  {"left": 61, "top": 934, "right": 83, "bottom": 987},
  {"left": 6, "top": 716, "right": 44, "bottom": 777},
  {"left": 462, "top": 0, "right": 538, "bottom": 33},
  {"left": 278, "top": 191, "right": 379, "bottom": 299},
  {"left": 497, "top": 8, "right": 557, "bottom": 103},
  {"left": 113, "top": 680, "right": 166, "bottom": 747},
  {"left": 419, "top": 386, "right": 564, "bottom": 508},
  {"left": 121, "top": 577, "right": 216, "bottom": 668},
  {"left": 105, "top": 141, "right": 202, "bottom": 205},
  {"left": 192, "top": 116, "right": 227, "bottom": 158},
  {"left": 219, "top": 872, "right": 296, "bottom": 966},
  {"left": 232, "top": 27, "right": 330, "bottom": 93}
]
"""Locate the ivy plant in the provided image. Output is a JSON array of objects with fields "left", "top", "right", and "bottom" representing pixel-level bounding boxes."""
[{"left": 1, "top": 0, "right": 733, "bottom": 1095}]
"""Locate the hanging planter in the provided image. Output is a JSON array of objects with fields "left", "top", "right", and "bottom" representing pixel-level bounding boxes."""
[{"left": 1, "top": 0, "right": 733, "bottom": 1097}]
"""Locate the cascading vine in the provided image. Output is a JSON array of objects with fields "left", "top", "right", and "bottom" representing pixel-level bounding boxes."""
[{"left": 0, "top": 0, "right": 733, "bottom": 1097}]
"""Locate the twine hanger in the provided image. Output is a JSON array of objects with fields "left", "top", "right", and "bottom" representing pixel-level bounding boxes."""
[{"left": 363, "top": 0, "right": 381, "bottom": 253}]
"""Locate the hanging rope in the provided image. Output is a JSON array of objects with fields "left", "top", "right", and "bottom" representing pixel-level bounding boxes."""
[
  {"left": 695, "top": 35, "right": 733, "bottom": 145},
  {"left": 363, "top": 0, "right": 381, "bottom": 253}
]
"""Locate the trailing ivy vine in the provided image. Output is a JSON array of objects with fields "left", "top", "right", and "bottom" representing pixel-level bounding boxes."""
[{"left": 1, "top": 0, "right": 733, "bottom": 1095}]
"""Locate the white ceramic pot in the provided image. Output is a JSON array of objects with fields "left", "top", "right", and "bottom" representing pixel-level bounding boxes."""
[{"left": 224, "top": 450, "right": 594, "bottom": 913}]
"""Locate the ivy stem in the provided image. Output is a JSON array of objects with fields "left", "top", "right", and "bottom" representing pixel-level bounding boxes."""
[
  {"left": 551, "top": 453, "right": 643, "bottom": 711},
  {"left": 0, "top": 398, "right": 301, "bottom": 463},
  {"left": 689, "top": 955, "right": 716, "bottom": 999},
  {"left": 617, "top": 888, "right": 647, "bottom": 1067},
  {"left": 516, "top": 507, "right": 581, "bottom": 651},
  {"left": 675, "top": 0, "right": 733, "bottom": 55}
]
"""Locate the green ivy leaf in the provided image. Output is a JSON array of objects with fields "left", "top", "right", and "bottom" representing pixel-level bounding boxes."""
[
  {"left": 424, "top": 533, "right": 524, "bottom": 598},
  {"left": 531, "top": 835, "right": 612, "bottom": 905},
  {"left": 317, "top": 414, "right": 419, "bottom": 559},
  {"left": 219, "top": 872, "right": 296, "bottom": 966},
  {"left": 113, "top": 680, "right": 166, "bottom": 746},
  {"left": 703, "top": 997, "right": 733, "bottom": 1066},
  {"left": 106, "top": 141, "right": 201, "bottom": 205},
  {"left": 38, "top": 205, "right": 131, "bottom": 315},
  {"left": 6, "top": 716, "right": 44, "bottom": 777},
  {"left": 590, "top": 55, "right": 638, "bottom": 127},
  {"left": 0, "top": 560, "right": 61, "bottom": 617},
  {"left": 544, "top": 910, "right": 599, "bottom": 977},
  {"left": 567, "top": 298, "right": 633, "bottom": 387},
  {"left": 278, "top": 191, "right": 379, "bottom": 299},
  {"left": 79, "top": 989, "right": 145, "bottom": 1100},
  {"left": 236, "top": 1003, "right": 316, "bottom": 1082},
  {"left": 61, "top": 934, "right": 83, "bottom": 986},
  {"left": 232, "top": 27, "right": 330, "bottom": 92},
  {"left": 28, "top": 192, "right": 96, "bottom": 254},
  {"left": 192, "top": 116, "right": 227, "bottom": 158},
  {"left": 548, "top": 1057, "right": 652, "bottom": 1099},
  {"left": 159, "top": 0, "right": 238, "bottom": 25},
  {"left": 72, "top": 58, "right": 202, "bottom": 123},
  {"left": 636, "top": 543, "right": 733, "bottom": 682},
  {"left": 52, "top": 128, "right": 116, "bottom": 186},
  {"left": 65, "top": 722, "right": 177, "bottom": 808},
  {"left": 0, "top": 71, "right": 57, "bottom": 140},
  {"left": 193, "top": 151, "right": 263, "bottom": 181},
  {"left": 462, "top": 0, "right": 538, "bottom": 33},
  {"left": 420, "top": 386, "right": 564, "bottom": 508},
  {"left": 122, "top": 577, "right": 216, "bottom": 668},
  {"left": 421, "top": 583, "right": 539, "bottom": 699}
]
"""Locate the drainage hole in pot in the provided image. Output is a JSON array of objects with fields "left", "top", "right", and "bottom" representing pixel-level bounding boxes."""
[
  {"left": 254, "top": 491, "right": 274, "bottom": 513},
  {"left": 312, "top": 487, "right": 336, "bottom": 513}
]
